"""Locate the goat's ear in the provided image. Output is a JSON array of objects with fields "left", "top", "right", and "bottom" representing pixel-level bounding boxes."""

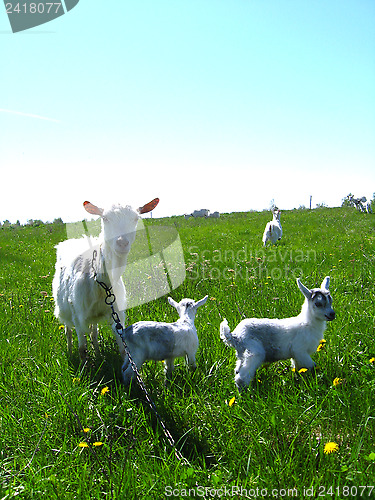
[
  {"left": 138, "top": 197, "right": 159, "bottom": 214},
  {"left": 195, "top": 295, "right": 208, "bottom": 308},
  {"left": 321, "top": 276, "right": 330, "bottom": 291},
  {"left": 297, "top": 278, "right": 312, "bottom": 300},
  {"left": 83, "top": 201, "right": 104, "bottom": 216},
  {"left": 168, "top": 297, "right": 179, "bottom": 310}
]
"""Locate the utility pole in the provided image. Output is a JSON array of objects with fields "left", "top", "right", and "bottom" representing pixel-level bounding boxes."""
[{"left": 309, "top": 195, "right": 312, "bottom": 209}]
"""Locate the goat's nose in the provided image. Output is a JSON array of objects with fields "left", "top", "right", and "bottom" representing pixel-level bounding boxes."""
[
  {"left": 117, "top": 236, "right": 129, "bottom": 251},
  {"left": 326, "top": 311, "right": 336, "bottom": 321}
]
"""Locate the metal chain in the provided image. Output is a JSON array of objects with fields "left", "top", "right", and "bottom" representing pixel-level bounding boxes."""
[{"left": 91, "top": 249, "right": 188, "bottom": 464}]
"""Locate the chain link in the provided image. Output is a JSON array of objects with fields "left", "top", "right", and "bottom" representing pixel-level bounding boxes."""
[{"left": 91, "top": 249, "right": 187, "bottom": 464}]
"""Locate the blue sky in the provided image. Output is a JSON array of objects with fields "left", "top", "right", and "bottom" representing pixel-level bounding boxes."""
[{"left": 1, "top": 0, "right": 375, "bottom": 223}]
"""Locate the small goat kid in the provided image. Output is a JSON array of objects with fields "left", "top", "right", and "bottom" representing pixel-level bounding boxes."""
[
  {"left": 262, "top": 209, "right": 282, "bottom": 246},
  {"left": 121, "top": 295, "right": 208, "bottom": 384},
  {"left": 52, "top": 198, "right": 159, "bottom": 360},
  {"left": 220, "top": 277, "right": 335, "bottom": 392}
]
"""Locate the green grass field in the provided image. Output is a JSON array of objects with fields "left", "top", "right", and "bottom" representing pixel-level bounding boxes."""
[{"left": 1, "top": 207, "right": 374, "bottom": 499}]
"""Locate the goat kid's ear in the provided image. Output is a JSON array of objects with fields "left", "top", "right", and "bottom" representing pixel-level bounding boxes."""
[
  {"left": 83, "top": 201, "right": 104, "bottom": 216},
  {"left": 138, "top": 198, "right": 160, "bottom": 214},
  {"left": 320, "top": 276, "right": 330, "bottom": 291},
  {"left": 168, "top": 297, "right": 179, "bottom": 309},
  {"left": 297, "top": 278, "right": 312, "bottom": 300},
  {"left": 195, "top": 295, "right": 209, "bottom": 308}
]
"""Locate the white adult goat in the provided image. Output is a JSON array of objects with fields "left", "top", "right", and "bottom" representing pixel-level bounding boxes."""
[
  {"left": 220, "top": 277, "right": 335, "bottom": 392},
  {"left": 121, "top": 295, "right": 208, "bottom": 384},
  {"left": 262, "top": 209, "right": 282, "bottom": 246},
  {"left": 52, "top": 198, "right": 159, "bottom": 360}
]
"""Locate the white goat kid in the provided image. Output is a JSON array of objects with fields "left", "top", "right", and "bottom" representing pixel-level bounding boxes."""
[
  {"left": 52, "top": 198, "right": 159, "bottom": 360},
  {"left": 262, "top": 209, "right": 282, "bottom": 246},
  {"left": 220, "top": 277, "right": 335, "bottom": 392},
  {"left": 121, "top": 295, "right": 208, "bottom": 384}
]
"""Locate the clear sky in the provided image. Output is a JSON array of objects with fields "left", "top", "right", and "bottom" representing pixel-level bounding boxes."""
[{"left": 1, "top": 0, "right": 375, "bottom": 223}]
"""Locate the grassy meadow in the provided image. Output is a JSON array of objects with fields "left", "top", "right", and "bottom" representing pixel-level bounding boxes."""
[{"left": 1, "top": 207, "right": 374, "bottom": 499}]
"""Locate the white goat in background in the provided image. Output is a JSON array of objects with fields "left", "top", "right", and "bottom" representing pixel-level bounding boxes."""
[
  {"left": 121, "top": 295, "right": 208, "bottom": 384},
  {"left": 52, "top": 198, "right": 159, "bottom": 360},
  {"left": 262, "top": 209, "right": 282, "bottom": 246},
  {"left": 220, "top": 277, "right": 335, "bottom": 392}
]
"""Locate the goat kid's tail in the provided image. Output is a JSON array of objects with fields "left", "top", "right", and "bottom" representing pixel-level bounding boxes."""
[{"left": 220, "top": 318, "right": 235, "bottom": 347}]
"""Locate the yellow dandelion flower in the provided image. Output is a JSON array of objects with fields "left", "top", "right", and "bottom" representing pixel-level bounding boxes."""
[
  {"left": 317, "top": 344, "right": 324, "bottom": 352},
  {"left": 93, "top": 441, "right": 103, "bottom": 447},
  {"left": 228, "top": 397, "right": 235, "bottom": 407},
  {"left": 338, "top": 259, "right": 342, "bottom": 262},
  {"left": 100, "top": 386, "right": 109, "bottom": 396},
  {"left": 59, "top": 325, "right": 65, "bottom": 330},
  {"left": 50, "top": 298, "right": 54, "bottom": 302},
  {"left": 73, "top": 377, "right": 80, "bottom": 384},
  {"left": 324, "top": 442, "right": 339, "bottom": 454},
  {"left": 83, "top": 428, "right": 90, "bottom": 433},
  {"left": 369, "top": 357, "right": 375, "bottom": 364},
  {"left": 298, "top": 368, "right": 308, "bottom": 373},
  {"left": 333, "top": 377, "right": 342, "bottom": 386},
  {"left": 78, "top": 442, "right": 89, "bottom": 448}
]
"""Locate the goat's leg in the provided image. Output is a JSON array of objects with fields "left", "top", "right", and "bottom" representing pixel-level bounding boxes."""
[
  {"left": 186, "top": 351, "right": 197, "bottom": 371},
  {"left": 122, "top": 352, "right": 143, "bottom": 385},
  {"left": 164, "top": 358, "right": 175, "bottom": 379},
  {"left": 122, "top": 357, "right": 136, "bottom": 385},
  {"left": 72, "top": 315, "right": 88, "bottom": 360},
  {"left": 291, "top": 353, "right": 316, "bottom": 371},
  {"left": 235, "top": 349, "right": 265, "bottom": 392},
  {"left": 76, "top": 328, "right": 88, "bottom": 360},
  {"left": 65, "top": 326, "right": 73, "bottom": 354},
  {"left": 90, "top": 324, "right": 100, "bottom": 356}
]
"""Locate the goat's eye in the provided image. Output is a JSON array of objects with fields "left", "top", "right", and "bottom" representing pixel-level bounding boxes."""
[{"left": 315, "top": 302, "right": 322, "bottom": 308}]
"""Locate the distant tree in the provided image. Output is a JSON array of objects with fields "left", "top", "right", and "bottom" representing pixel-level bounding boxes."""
[
  {"left": 369, "top": 193, "right": 375, "bottom": 213},
  {"left": 53, "top": 217, "right": 64, "bottom": 225},
  {"left": 2, "top": 220, "right": 11, "bottom": 227},
  {"left": 341, "top": 193, "right": 354, "bottom": 207},
  {"left": 315, "top": 202, "right": 328, "bottom": 209}
]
